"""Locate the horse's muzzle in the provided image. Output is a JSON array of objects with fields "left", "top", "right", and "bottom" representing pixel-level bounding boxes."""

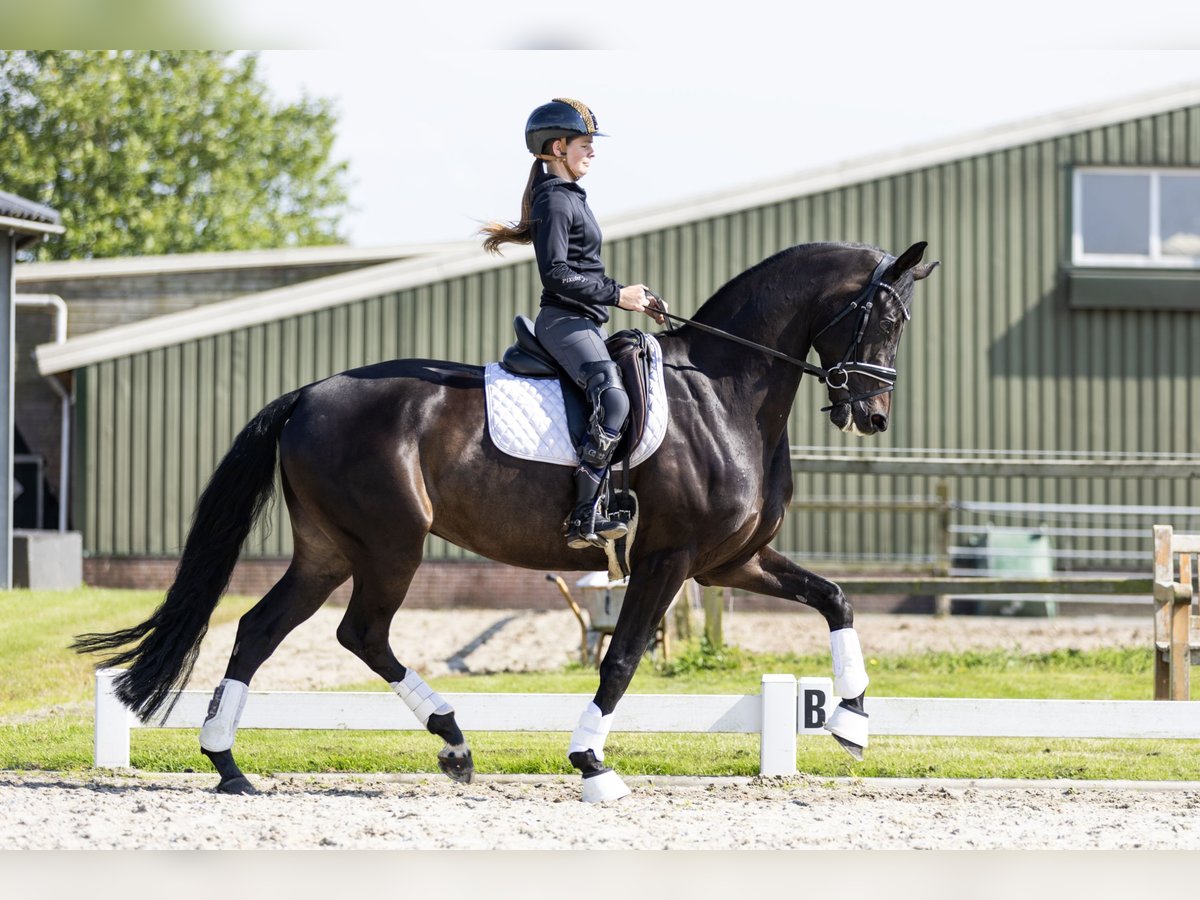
[
  {"left": 829, "top": 401, "right": 888, "bottom": 436},
  {"left": 828, "top": 402, "right": 853, "bottom": 432}
]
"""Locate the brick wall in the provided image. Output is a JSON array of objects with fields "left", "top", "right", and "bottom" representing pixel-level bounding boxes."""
[
  {"left": 82, "top": 556, "right": 920, "bottom": 613},
  {"left": 83, "top": 557, "right": 582, "bottom": 610}
]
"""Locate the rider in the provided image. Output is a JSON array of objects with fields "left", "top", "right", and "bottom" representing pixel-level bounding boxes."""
[{"left": 482, "top": 98, "right": 666, "bottom": 549}]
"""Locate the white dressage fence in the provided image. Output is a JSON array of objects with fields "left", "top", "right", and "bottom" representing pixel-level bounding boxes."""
[{"left": 93, "top": 668, "right": 1200, "bottom": 776}]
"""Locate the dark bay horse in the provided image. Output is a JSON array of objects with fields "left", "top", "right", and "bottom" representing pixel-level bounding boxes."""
[{"left": 76, "top": 240, "right": 938, "bottom": 801}]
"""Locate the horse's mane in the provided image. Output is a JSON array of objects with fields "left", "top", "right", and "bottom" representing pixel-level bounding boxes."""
[{"left": 690, "top": 241, "right": 882, "bottom": 323}]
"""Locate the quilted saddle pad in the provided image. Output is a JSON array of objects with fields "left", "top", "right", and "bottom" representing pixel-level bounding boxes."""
[{"left": 484, "top": 333, "right": 668, "bottom": 468}]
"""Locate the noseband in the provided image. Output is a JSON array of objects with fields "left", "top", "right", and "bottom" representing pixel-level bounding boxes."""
[{"left": 647, "top": 253, "right": 910, "bottom": 414}]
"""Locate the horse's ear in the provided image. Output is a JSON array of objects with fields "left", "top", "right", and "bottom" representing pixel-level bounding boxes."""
[
  {"left": 886, "top": 242, "right": 933, "bottom": 281},
  {"left": 911, "top": 260, "right": 940, "bottom": 281}
]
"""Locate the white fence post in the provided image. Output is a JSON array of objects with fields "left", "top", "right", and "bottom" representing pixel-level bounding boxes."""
[
  {"left": 94, "top": 668, "right": 131, "bottom": 768},
  {"left": 798, "top": 677, "right": 834, "bottom": 735},
  {"left": 759, "top": 674, "right": 797, "bottom": 776}
]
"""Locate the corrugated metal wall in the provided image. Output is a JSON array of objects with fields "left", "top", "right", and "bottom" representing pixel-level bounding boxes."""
[{"left": 77, "top": 103, "right": 1200, "bottom": 565}]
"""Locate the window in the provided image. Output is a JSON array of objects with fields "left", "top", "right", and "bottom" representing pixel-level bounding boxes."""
[{"left": 1073, "top": 168, "right": 1200, "bottom": 268}]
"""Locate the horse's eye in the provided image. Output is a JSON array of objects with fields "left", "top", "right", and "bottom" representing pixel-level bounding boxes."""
[{"left": 878, "top": 319, "right": 895, "bottom": 335}]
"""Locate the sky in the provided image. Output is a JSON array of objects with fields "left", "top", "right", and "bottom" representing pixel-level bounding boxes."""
[{"left": 245, "top": 6, "right": 1200, "bottom": 249}]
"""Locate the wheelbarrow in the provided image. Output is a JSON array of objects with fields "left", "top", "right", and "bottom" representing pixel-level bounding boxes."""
[{"left": 546, "top": 572, "right": 670, "bottom": 668}]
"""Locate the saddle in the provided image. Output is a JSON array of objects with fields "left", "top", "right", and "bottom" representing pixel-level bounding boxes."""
[{"left": 499, "top": 315, "right": 653, "bottom": 466}]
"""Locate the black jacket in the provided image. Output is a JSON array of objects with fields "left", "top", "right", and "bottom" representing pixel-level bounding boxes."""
[{"left": 530, "top": 170, "right": 622, "bottom": 324}]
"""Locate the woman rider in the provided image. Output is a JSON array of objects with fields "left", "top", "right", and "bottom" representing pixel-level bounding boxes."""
[{"left": 482, "top": 98, "right": 666, "bottom": 549}]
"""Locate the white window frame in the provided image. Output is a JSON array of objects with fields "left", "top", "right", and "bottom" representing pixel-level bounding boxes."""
[{"left": 1072, "top": 166, "right": 1200, "bottom": 269}]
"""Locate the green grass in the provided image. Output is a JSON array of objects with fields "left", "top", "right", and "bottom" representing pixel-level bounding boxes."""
[
  {"left": 353, "top": 642, "right": 1156, "bottom": 702},
  {"left": 0, "top": 590, "right": 1186, "bottom": 780},
  {"left": 4, "top": 719, "right": 1198, "bottom": 781},
  {"left": 0, "top": 586, "right": 256, "bottom": 717}
]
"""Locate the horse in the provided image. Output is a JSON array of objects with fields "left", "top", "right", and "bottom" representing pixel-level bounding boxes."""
[{"left": 75, "top": 240, "right": 938, "bottom": 801}]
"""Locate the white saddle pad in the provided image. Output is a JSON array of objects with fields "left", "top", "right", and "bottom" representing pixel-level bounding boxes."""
[{"left": 484, "top": 333, "right": 668, "bottom": 468}]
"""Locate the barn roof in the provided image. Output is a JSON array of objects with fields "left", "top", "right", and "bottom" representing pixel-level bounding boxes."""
[
  {"left": 35, "top": 81, "right": 1200, "bottom": 377},
  {"left": 0, "top": 189, "right": 64, "bottom": 248},
  {"left": 15, "top": 240, "right": 473, "bottom": 282}
]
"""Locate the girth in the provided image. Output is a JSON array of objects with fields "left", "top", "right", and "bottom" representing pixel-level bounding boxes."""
[{"left": 500, "top": 315, "right": 651, "bottom": 465}]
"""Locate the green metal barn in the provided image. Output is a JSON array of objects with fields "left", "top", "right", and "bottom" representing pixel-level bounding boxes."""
[{"left": 33, "top": 84, "right": 1200, "bottom": 600}]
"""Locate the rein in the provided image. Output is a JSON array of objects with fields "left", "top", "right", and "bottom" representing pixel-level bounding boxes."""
[
  {"left": 647, "top": 254, "right": 908, "bottom": 411},
  {"left": 648, "top": 306, "right": 829, "bottom": 379}
]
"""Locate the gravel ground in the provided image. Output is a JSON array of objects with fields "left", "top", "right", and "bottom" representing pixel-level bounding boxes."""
[
  {"left": 2, "top": 771, "right": 1198, "bottom": 850},
  {"left": 5, "top": 606, "right": 1177, "bottom": 850}
]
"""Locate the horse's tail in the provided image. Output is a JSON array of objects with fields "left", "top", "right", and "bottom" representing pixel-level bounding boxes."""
[{"left": 72, "top": 388, "right": 304, "bottom": 720}]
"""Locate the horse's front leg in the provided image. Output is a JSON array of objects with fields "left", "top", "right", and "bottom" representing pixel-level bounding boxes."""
[
  {"left": 700, "top": 546, "right": 870, "bottom": 759},
  {"left": 569, "top": 553, "right": 690, "bottom": 803}
]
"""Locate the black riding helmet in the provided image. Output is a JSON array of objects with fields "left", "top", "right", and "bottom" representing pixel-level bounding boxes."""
[{"left": 525, "top": 98, "right": 606, "bottom": 156}]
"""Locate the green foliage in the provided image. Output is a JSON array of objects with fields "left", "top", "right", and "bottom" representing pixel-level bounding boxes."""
[
  {"left": 1, "top": 1, "right": 220, "bottom": 49},
  {"left": 655, "top": 635, "right": 747, "bottom": 677},
  {"left": 0, "top": 51, "right": 349, "bottom": 260}
]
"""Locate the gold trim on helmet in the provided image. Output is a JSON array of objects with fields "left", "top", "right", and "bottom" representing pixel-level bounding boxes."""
[{"left": 552, "top": 97, "right": 597, "bottom": 133}]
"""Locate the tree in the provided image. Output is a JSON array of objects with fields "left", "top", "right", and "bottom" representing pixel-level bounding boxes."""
[{"left": 0, "top": 51, "right": 350, "bottom": 260}]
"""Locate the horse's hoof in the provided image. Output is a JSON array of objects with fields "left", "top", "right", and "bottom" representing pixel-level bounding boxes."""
[
  {"left": 216, "top": 775, "right": 258, "bottom": 795},
  {"left": 581, "top": 768, "right": 630, "bottom": 803},
  {"left": 438, "top": 751, "right": 475, "bottom": 784},
  {"left": 831, "top": 733, "right": 865, "bottom": 761},
  {"left": 824, "top": 698, "right": 869, "bottom": 761}
]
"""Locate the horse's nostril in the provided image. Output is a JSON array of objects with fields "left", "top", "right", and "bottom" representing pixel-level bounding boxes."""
[{"left": 871, "top": 413, "right": 889, "bottom": 432}]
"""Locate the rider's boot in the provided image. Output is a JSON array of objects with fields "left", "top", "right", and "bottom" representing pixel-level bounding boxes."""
[
  {"left": 566, "top": 464, "right": 627, "bottom": 549},
  {"left": 566, "top": 380, "right": 628, "bottom": 549}
]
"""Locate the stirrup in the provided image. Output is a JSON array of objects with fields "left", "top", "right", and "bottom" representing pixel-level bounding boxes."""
[
  {"left": 565, "top": 501, "right": 626, "bottom": 550},
  {"left": 595, "top": 518, "right": 628, "bottom": 540}
]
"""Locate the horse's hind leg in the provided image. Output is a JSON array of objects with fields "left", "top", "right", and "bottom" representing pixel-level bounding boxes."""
[
  {"left": 336, "top": 564, "right": 475, "bottom": 784},
  {"left": 700, "top": 546, "right": 870, "bottom": 760},
  {"left": 199, "top": 553, "right": 349, "bottom": 794}
]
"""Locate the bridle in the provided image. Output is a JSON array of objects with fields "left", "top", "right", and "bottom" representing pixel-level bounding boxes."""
[
  {"left": 810, "top": 254, "right": 908, "bottom": 411},
  {"left": 647, "top": 253, "right": 911, "bottom": 413}
]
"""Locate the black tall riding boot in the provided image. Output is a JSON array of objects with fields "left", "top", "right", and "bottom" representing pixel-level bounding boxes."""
[{"left": 565, "top": 465, "right": 628, "bottom": 550}]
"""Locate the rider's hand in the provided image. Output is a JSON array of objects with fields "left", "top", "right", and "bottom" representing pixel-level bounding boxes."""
[
  {"left": 618, "top": 284, "right": 668, "bottom": 325},
  {"left": 618, "top": 284, "right": 650, "bottom": 313}
]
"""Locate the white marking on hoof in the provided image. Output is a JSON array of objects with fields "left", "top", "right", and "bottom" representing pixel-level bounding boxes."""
[
  {"left": 581, "top": 769, "right": 631, "bottom": 804},
  {"left": 824, "top": 703, "right": 869, "bottom": 750}
]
